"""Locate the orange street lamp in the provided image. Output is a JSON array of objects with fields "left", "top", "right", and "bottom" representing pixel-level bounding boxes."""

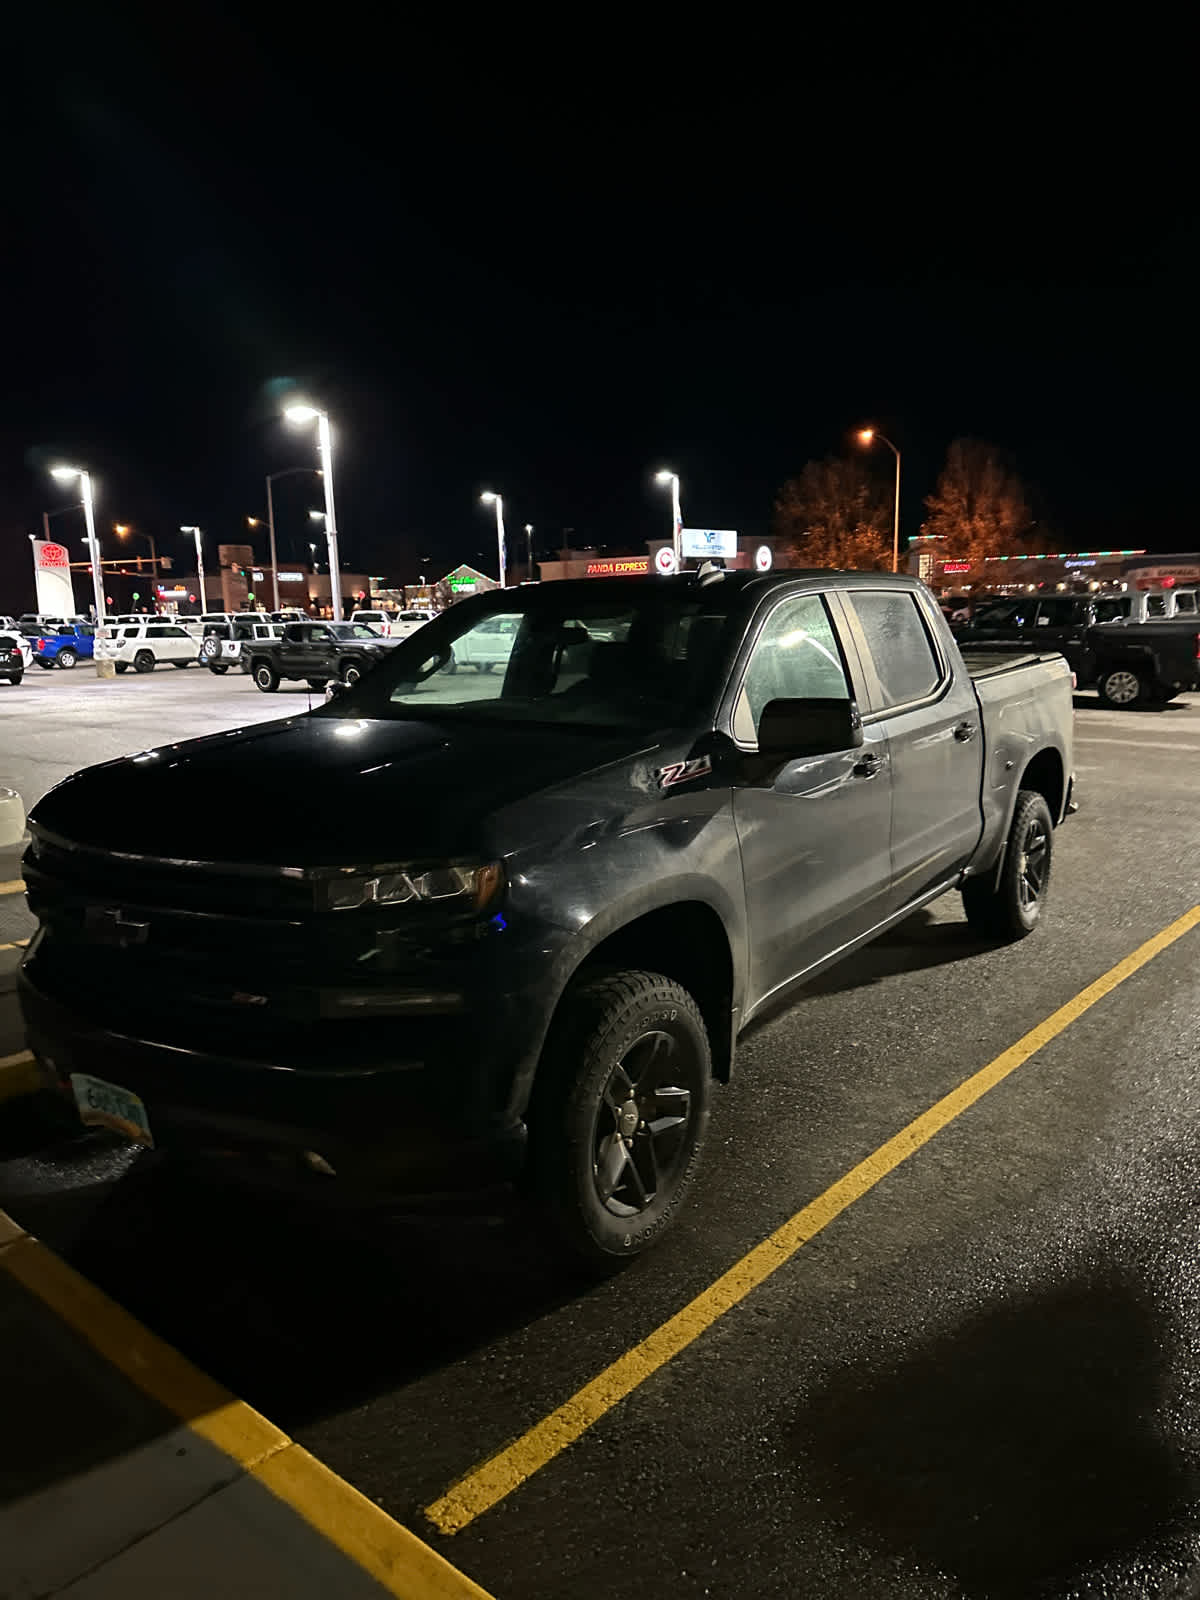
[{"left": 857, "top": 427, "right": 901, "bottom": 573}]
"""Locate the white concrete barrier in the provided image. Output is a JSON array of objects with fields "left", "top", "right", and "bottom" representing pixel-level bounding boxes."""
[{"left": 0, "top": 788, "right": 25, "bottom": 850}]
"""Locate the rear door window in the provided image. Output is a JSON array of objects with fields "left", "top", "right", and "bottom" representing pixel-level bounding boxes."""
[{"left": 846, "top": 590, "right": 943, "bottom": 709}]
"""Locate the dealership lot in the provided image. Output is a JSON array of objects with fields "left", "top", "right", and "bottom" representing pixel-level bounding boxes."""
[{"left": 2, "top": 677, "right": 1200, "bottom": 1598}]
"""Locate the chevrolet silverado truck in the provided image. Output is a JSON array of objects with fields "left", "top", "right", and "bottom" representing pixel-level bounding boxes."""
[
  {"left": 246, "top": 620, "right": 395, "bottom": 691},
  {"left": 19, "top": 571, "right": 1074, "bottom": 1264},
  {"left": 954, "top": 594, "right": 1200, "bottom": 707}
]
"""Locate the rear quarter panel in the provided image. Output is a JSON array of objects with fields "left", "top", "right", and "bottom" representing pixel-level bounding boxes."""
[{"left": 971, "top": 654, "right": 1074, "bottom": 870}]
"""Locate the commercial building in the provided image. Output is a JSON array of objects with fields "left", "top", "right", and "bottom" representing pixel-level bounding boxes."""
[
  {"left": 537, "top": 534, "right": 786, "bottom": 582},
  {"left": 910, "top": 544, "right": 1156, "bottom": 597}
]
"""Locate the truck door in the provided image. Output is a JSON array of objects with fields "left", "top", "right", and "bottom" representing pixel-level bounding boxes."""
[
  {"left": 1029, "top": 597, "right": 1094, "bottom": 679},
  {"left": 842, "top": 588, "right": 984, "bottom": 915},
  {"left": 730, "top": 590, "right": 893, "bottom": 1006}
]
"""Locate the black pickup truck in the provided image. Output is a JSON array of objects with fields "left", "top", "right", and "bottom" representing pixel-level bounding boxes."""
[
  {"left": 954, "top": 594, "right": 1200, "bottom": 707},
  {"left": 19, "top": 571, "right": 1074, "bottom": 1264},
  {"left": 246, "top": 621, "right": 396, "bottom": 691}
]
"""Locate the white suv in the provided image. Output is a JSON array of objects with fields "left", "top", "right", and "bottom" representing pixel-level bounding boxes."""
[
  {"left": 350, "top": 609, "right": 393, "bottom": 636},
  {"left": 98, "top": 621, "right": 200, "bottom": 674}
]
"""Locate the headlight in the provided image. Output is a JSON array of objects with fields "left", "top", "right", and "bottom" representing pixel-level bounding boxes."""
[{"left": 315, "top": 861, "right": 504, "bottom": 913}]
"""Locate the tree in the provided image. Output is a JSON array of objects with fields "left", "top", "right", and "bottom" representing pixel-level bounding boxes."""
[
  {"left": 920, "top": 438, "right": 1034, "bottom": 563},
  {"left": 772, "top": 456, "right": 892, "bottom": 571}
]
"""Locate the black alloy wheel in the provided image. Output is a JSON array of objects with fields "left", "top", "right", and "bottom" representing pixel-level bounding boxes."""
[
  {"left": 340, "top": 660, "right": 363, "bottom": 686},
  {"left": 254, "top": 661, "right": 279, "bottom": 692},
  {"left": 528, "top": 970, "right": 711, "bottom": 1266},
  {"left": 114, "top": 662, "right": 129, "bottom": 674},
  {"left": 133, "top": 650, "right": 155, "bottom": 674},
  {"left": 962, "top": 788, "right": 1054, "bottom": 941}
]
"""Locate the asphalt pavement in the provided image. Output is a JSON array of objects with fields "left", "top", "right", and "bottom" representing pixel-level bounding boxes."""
[{"left": 2, "top": 673, "right": 1200, "bottom": 1598}]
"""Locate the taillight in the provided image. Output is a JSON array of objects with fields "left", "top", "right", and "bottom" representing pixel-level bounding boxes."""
[
  {"left": 1195, "top": 633, "right": 1200, "bottom": 661},
  {"left": 37, "top": 638, "right": 46, "bottom": 650}
]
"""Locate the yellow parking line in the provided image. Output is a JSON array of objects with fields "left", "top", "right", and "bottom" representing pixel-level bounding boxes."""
[
  {"left": 0, "top": 880, "right": 24, "bottom": 897},
  {"left": 0, "top": 1215, "right": 496, "bottom": 1599},
  {"left": 426, "top": 903, "right": 1200, "bottom": 1535},
  {"left": 0, "top": 1050, "right": 41, "bottom": 1104}
]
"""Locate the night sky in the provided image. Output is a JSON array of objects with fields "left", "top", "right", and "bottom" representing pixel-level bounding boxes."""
[{"left": 1, "top": 15, "right": 1192, "bottom": 611}]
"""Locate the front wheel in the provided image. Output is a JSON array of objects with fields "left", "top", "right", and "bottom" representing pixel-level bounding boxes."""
[
  {"left": 1097, "top": 665, "right": 1149, "bottom": 709},
  {"left": 527, "top": 971, "right": 711, "bottom": 1267},
  {"left": 339, "top": 660, "right": 364, "bottom": 686},
  {"left": 253, "top": 661, "right": 279, "bottom": 693},
  {"left": 133, "top": 650, "right": 155, "bottom": 674},
  {"left": 962, "top": 789, "right": 1054, "bottom": 941},
  {"left": 114, "top": 662, "right": 129, "bottom": 674},
  {"left": 57, "top": 648, "right": 77, "bottom": 669}
]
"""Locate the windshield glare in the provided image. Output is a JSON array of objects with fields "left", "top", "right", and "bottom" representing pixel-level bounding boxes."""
[{"left": 324, "top": 589, "right": 734, "bottom": 729}]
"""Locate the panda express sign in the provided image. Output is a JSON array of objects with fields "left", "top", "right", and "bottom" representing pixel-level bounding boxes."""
[{"left": 585, "top": 556, "right": 650, "bottom": 577}]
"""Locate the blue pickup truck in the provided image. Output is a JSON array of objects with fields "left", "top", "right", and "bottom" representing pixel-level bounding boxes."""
[{"left": 33, "top": 625, "right": 96, "bottom": 670}]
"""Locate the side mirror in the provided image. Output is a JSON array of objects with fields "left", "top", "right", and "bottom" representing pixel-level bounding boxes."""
[{"left": 756, "top": 697, "right": 863, "bottom": 759}]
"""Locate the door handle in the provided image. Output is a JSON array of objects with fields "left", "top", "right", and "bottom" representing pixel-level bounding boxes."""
[
  {"left": 853, "top": 752, "right": 883, "bottom": 778},
  {"left": 953, "top": 721, "right": 977, "bottom": 743}
]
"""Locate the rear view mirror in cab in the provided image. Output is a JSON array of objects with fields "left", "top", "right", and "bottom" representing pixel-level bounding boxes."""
[{"left": 756, "top": 697, "right": 864, "bottom": 758}]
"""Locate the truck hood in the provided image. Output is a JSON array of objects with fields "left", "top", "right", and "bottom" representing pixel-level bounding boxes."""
[{"left": 29, "top": 712, "right": 659, "bottom": 866}]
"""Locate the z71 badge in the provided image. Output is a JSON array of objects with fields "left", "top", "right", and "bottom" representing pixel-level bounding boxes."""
[{"left": 656, "top": 755, "right": 713, "bottom": 789}]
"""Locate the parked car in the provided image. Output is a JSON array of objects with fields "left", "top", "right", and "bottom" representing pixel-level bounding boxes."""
[
  {"left": 96, "top": 621, "right": 199, "bottom": 673},
  {"left": 0, "top": 630, "right": 29, "bottom": 683},
  {"left": 246, "top": 621, "right": 396, "bottom": 691},
  {"left": 954, "top": 594, "right": 1200, "bottom": 706},
  {"left": 449, "top": 612, "right": 519, "bottom": 671},
  {"left": 33, "top": 625, "right": 96, "bottom": 669},
  {"left": 350, "top": 609, "right": 393, "bottom": 636},
  {"left": 21, "top": 614, "right": 89, "bottom": 638},
  {"left": 199, "top": 619, "right": 285, "bottom": 674},
  {"left": 20, "top": 571, "right": 1074, "bottom": 1265},
  {"left": 391, "top": 609, "right": 435, "bottom": 640}
]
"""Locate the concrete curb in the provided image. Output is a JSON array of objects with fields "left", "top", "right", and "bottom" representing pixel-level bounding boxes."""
[{"left": 0, "top": 1209, "right": 498, "bottom": 1599}]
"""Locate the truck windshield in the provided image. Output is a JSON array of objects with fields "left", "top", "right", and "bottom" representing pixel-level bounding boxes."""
[{"left": 326, "top": 587, "right": 736, "bottom": 730}]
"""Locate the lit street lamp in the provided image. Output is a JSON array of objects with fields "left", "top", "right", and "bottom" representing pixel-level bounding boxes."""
[
  {"left": 50, "top": 466, "right": 105, "bottom": 625},
  {"left": 857, "top": 427, "right": 902, "bottom": 574},
  {"left": 180, "top": 526, "right": 205, "bottom": 612},
  {"left": 524, "top": 523, "right": 534, "bottom": 583},
  {"left": 285, "top": 404, "right": 343, "bottom": 620},
  {"left": 654, "top": 469, "right": 683, "bottom": 567},
  {"left": 114, "top": 524, "right": 159, "bottom": 590},
  {"left": 480, "top": 491, "right": 507, "bottom": 588},
  {"left": 249, "top": 465, "right": 323, "bottom": 611}
]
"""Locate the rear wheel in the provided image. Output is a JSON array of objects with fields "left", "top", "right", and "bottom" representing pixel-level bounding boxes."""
[
  {"left": 4, "top": 672, "right": 21, "bottom": 685},
  {"left": 253, "top": 661, "right": 279, "bottom": 692},
  {"left": 1097, "top": 665, "right": 1149, "bottom": 709},
  {"left": 133, "top": 650, "right": 155, "bottom": 674},
  {"left": 962, "top": 788, "right": 1054, "bottom": 941},
  {"left": 57, "top": 648, "right": 78, "bottom": 669},
  {"left": 208, "top": 663, "right": 230, "bottom": 675},
  {"left": 527, "top": 971, "right": 711, "bottom": 1267}
]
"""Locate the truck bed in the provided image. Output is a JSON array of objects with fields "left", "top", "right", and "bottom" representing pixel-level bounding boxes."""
[{"left": 958, "top": 645, "right": 1068, "bottom": 678}]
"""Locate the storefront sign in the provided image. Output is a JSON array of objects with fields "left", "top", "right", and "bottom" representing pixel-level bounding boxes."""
[
  {"left": 32, "top": 540, "right": 75, "bottom": 615},
  {"left": 276, "top": 571, "right": 304, "bottom": 583},
  {"left": 655, "top": 548, "right": 678, "bottom": 575},
  {"left": 586, "top": 556, "right": 650, "bottom": 577},
  {"left": 940, "top": 560, "right": 972, "bottom": 575},
  {"left": 1064, "top": 558, "right": 1097, "bottom": 569},
  {"left": 755, "top": 545, "right": 773, "bottom": 572}
]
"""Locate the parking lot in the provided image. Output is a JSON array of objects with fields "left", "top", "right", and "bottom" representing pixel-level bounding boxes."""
[{"left": 3, "top": 673, "right": 1200, "bottom": 1598}]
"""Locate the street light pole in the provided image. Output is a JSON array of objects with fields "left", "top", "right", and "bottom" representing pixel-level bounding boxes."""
[
  {"left": 524, "top": 523, "right": 534, "bottom": 583},
  {"left": 265, "top": 476, "right": 280, "bottom": 611},
  {"left": 50, "top": 466, "right": 105, "bottom": 625},
  {"left": 181, "top": 526, "right": 205, "bottom": 612},
  {"left": 857, "top": 428, "right": 902, "bottom": 573},
  {"left": 655, "top": 470, "right": 683, "bottom": 567},
  {"left": 284, "top": 405, "right": 342, "bottom": 620},
  {"left": 480, "top": 492, "right": 507, "bottom": 588}
]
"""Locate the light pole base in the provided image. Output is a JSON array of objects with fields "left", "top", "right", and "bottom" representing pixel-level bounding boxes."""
[{"left": 94, "top": 659, "right": 117, "bottom": 680}]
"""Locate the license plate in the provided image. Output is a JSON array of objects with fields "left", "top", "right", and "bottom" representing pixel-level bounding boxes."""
[{"left": 70, "top": 1072, "right": 155, "bottom": 1147}]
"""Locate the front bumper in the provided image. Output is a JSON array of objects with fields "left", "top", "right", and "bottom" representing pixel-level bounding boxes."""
[{"left": 19, "top": 966, "right": 528, "bottom": 1193}]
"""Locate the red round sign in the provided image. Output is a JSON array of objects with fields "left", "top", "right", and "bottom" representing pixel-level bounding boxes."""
[
  {"left": 655, "top": 546, "right": 677, "bottom": 575},
  {"left": 35, "top": 541, "right": 69, "bottom": 570}
]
